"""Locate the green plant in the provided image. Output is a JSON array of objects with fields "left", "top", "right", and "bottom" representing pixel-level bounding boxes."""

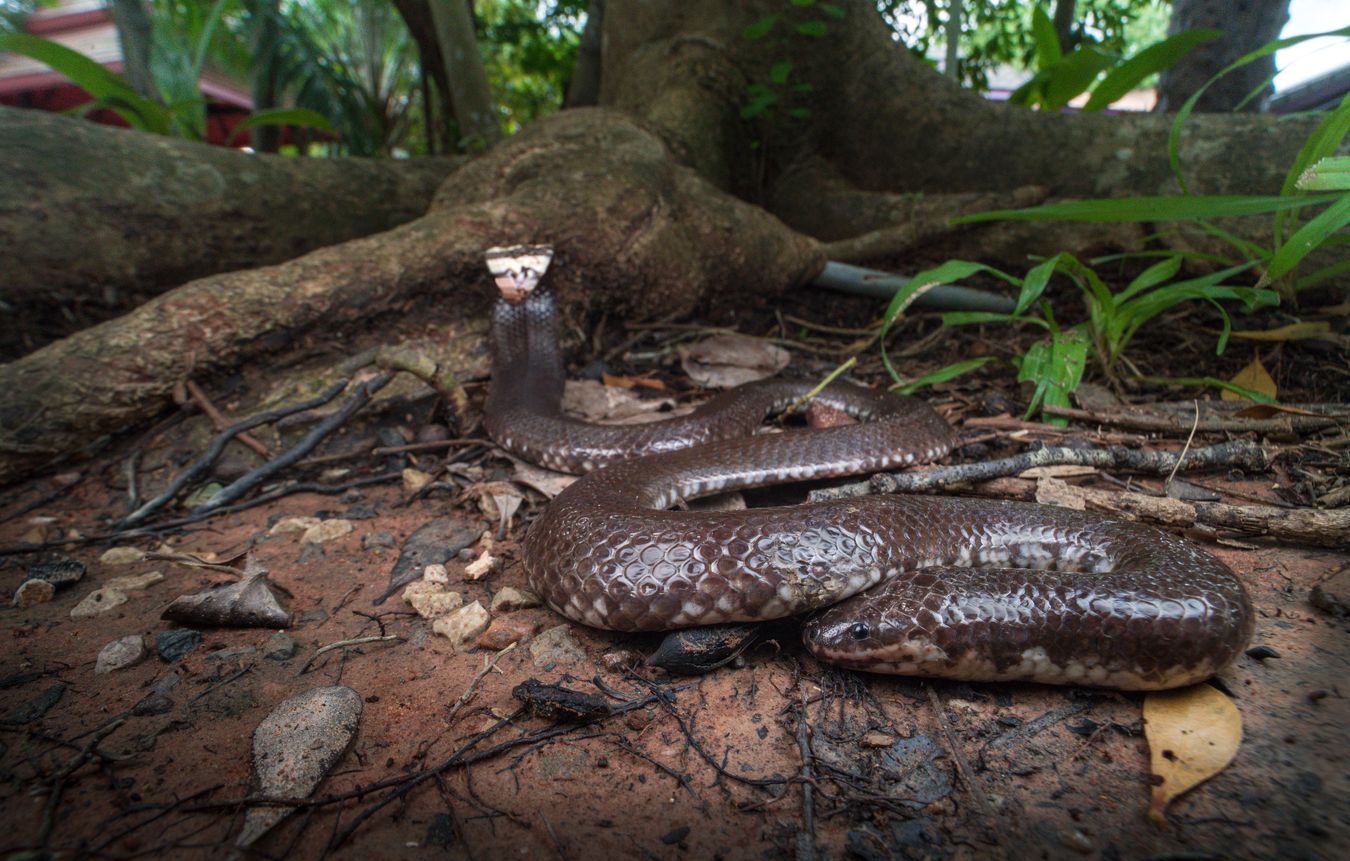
[
  {"left": 875, "top": 254, "right": 1278, "bottom": 421},
  {"left": 1008, "top": 7, "right": 1218, "bottom": 112},
  {"left": 0, "top": 29, "right": 332, "bottom": 143},
  {"left": 738, "top": 0, "right": 846, "bottom": 122}
]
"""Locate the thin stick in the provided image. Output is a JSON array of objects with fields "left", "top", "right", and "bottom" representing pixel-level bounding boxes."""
[
  {"left": 782, "top": 356, "right": 857, "bottom": 417},
  {"left": 120, "top": 379, "right": 350, "bottom": 526},
  {"left": 196, "top": 373, "right": 393, "bottom": 514},
  {"left": 925, "top": 684, "right": 991, "bottom": 818},
  {"left": 445, "top": 643, "right": 518, "bottom": 725},
  {"left": 1165, "top": 400, "right": 1201, "bottom": 490},
  {"left": 298, "top": 634, "right": 403, "bottom": 676},
  {"left": 186, "top": 379, "right": 271, "bottom": 458}
]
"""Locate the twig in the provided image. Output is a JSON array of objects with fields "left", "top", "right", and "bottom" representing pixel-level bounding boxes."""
[
  {"left": 808, "top": 441, "right": 1271, "bottom": 501},
  {"left": 196, "top": 373, "right": 393, "bottom": 514},
  {"left": 120, "top": 379, "right": 350, "bottom": 526},
  {"left": 794, "top": 696, "right": 820, "bottom": 861},
  {"left": 1042, "top": 404, "right": 1344, "bottom": 434},
  {"left": 298, "top": 634, "right": 404, "bottom": 676},
  {"left": 445, "top": 643, "right": 517, "bottom": 725},
  {"left": 925, "top": 684, "right": 991, "bottom": 819},
  {"left": 185, "top": 379, "right": 271, "bottom": 458},
  {"left": 30, "top": 717, "right": 127, "bottom": 849},
  {"left": 1165, "top": 400, "right": 1201, "bottom": 489},
  {"left": 783, "top": 356, "right": 857, "bottom": 418}
]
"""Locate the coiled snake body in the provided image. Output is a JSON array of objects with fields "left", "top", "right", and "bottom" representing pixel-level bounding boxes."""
[{"left": 485, "top": 285, "right": 1252, "bottom": 690}]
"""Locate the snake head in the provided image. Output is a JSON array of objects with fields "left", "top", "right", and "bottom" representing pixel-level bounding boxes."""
[{"left": 485, "top": 244, "right": 554, "bottom": 305}]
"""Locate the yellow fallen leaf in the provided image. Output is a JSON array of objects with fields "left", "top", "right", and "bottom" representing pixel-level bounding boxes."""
[
  {"left": 1229, "top": 321, "right": 1330, "bottom": 341},
  {"left": 1233, "top": 403, "right": 1319, "bottom": 419},
  {"left": 1144, "top": 684, "right": 1243, "bottom": 822},
  {"left": 1222, "top": 355, "right": 1276, "bottom": 402}
]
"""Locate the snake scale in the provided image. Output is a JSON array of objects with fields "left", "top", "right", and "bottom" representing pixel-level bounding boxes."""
[{"left": 482, "top": 251, "right": 1253, "bottom": 690}]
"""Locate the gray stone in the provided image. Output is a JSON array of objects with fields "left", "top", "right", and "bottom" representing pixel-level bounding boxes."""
[
  {"left": 205, "top": 645, "right": 258, "bottom": 662},
  {"left": 131, "top": 693, "right": 174, "bottom": 716},
  {"left": 529, "top": 624, "right": 587, "bottom": 668},
  {"left": 26, "top": 559, "right": 86, "bottom": 588},
  {"left": 362, "top": 530, "right": 395, "bottom": 550},
  {"left": 96, "top": 635, "right": 146, "bottom": 674},
  {"left": 236, "top": 686, "right": 363, "bottom": 848},
  {"left": 156, "top": 629, "right": 203, "bottom": 662},
  {"left": 12, "top": 578, "right": 55, "bottom": 608},
  {"left": 0, "top": 682, "right": 65, "bottom": 725},
  {"left": 262, "top": 632, "right": 297, "bottom": 661}
]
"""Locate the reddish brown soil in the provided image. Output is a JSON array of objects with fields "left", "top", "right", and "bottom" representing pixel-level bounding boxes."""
[{"left": 1, "top": 298, "right": 1346, "bottom": 860}]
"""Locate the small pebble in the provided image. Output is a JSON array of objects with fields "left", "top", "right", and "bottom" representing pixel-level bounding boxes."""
[
  {"left": 861, "top": 730, "right": 896, "bottom": 748},
  {"left": 206, "top": 645, "right": 257, "bottom": 662},
  {"left": 402, "top": 468, "right": 434, "bottom": 494},
  {"left": 100, "top": 546, "right": 146, "bottom": 565},
  {"left": 131, "top": 693, "right": 174, "bottom": 716},
  {"left": 12, "top": 579, "right": 56, "bottom": 608},
  {"left": 464, "top": 552, "right": 499, "bottom": 580},
  {"left": 423, "top": 563, "right": 451, "bottom": 585},
  {"left": 432, "top": 601, "right": 491, "bottom": 645},
  {"left": 477, "top": 617, "right": 540, "bottom": 650},
  {"left": 490, "top": 586, "right": 542, "bottom": 613},
  {"left": 263, "top": 632, "right": 297, "bottom": 661},
  {"left": 601, "top": 649, "right": 644, "bottom": 673},
  {"left": 70, "top": 587, "right": 128, "bottom": 619},
  {"left": 1058, "top": 828, "right": 1094, "bottom": 854},
  {"left": 530, "top": 625, "right": 587, "bottom": 667},
  {"left": 363, "top": 530, "right": 396, "bottom": 550},
  {"left": 26, "top": 559, "right": 86, "bottom": 587},
  {"left": 1246, "top": 645, "right": 1281, "bottom": 661},
  {"left": 403, "top": 581, "right": 464, "bottom": 619},
  {"left": 96, "top": 635, "right": 146, "bottom": 674},
  {"left": 457, "top": 547, "right": 475, "bottom": 562},
  {"left": 417, "top": 424, "right": 451, "bottom": 443},
  {"left": 106, "top": 571, "right": 163, "bottom": 591},
  {"left": 156, "top": 629, "right": 203, "bottom": 662},
  {"left": 302, "top": 519, "right": 353, "bottom": 544},
  {"left": 269, "top": 516, "right": 320, "bottom": 536}
]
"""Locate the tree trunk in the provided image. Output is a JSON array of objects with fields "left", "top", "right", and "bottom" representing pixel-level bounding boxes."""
[
  {"left": 107, "top": 0, "right": 160, "bottom": 102},
  {"left": 393, "top": 0, "right": 457, "bottom": 151},
  {"left": 428, "top": 0, "right": 501, "bottom": 149},
  {"left": 1156, "top": 0, "right": 1291, "bottom": 112},
  {"left": 564, "top": 0, "right": 605, "bottom": 108},
  {"left": 0, "top": 107, "right": 461, "bottom": 358},
  {"left": 0, "top": 0, "right": 1337, "bottom": 486},
  {"left": 245, "top": 0, "right": 283, "bottom": 153}
]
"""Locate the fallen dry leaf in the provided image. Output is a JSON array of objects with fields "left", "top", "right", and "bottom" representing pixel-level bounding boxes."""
[
  {"left": 561, "top": 379, "right": 681, "bottom": 424},
  {"left": 1232, "top": 403, "right": 1320, "bottom": 419},
  {"left": 1222, "top": 355, "right": 1277, "bottom": 402},
  {"left": 677, "top": 333, "right": 789, "bottom": 389},
  {"left": 600, "top": 371, "right": 665, "bottom": 391},
  {"left": 1144, "top": 684, "right": 1243, "bottom": 822},
  {"left": 1228, "top": 321, "right": 1330, "bottom": 341}
]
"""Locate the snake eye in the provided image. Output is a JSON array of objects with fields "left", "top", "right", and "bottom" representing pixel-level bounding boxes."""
[{"left": 848, "top": 622, "right": 870, "bottom": 641}]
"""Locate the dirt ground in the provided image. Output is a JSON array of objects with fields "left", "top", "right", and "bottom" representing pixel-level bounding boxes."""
[{"left": 1, "top": 294, "right": 1347, "bottom": 861}]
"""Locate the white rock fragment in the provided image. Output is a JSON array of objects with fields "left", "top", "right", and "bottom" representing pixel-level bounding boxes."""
[
  {"left": 236, "top": 686, "right": 363, "bottom": 849},
  {"left": 269, "top": 516, "right": 320, "bottom": 535},
  {"left": 106, "top": 571, "right": 164, "bottom": 591},
  {"left": 301, "top": 519, "right": 353, "bottom": 544},
  {"left": 96, "top": 635, "right": 146, "bottom": 674},
  {"left": 71, "top": 587, "right": 129, "bottom": 619},
  {"left": 464, "top": 551, "right": 500, "bottom": 581},
  {"left": 423, "top": 563, "right": 450, "bottom": 585},
  {"left": 402, "top": 467, "right": 434, "bottom": 493},
  {"left": 100, "top": 546, "right": 146, "bottom": 565},
  {"left": 529, "top": 624, "right": 587, "bottom": 666},
  {"left": 490, "top": 586, "right": 542, "bottom": 613},
  {"left": 402, "top": 580, "right": 464, "bottom": 619},
  {"left": 432, "top": 601, "right": 490, "bottom": 645},
  {"left": 12, "top": 579, "right": 56, "bottom": 608}
]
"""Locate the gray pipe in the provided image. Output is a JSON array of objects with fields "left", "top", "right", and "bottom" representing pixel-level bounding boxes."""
[{"left": 812, "top": 261, "right": 1015, "bottom": 313}]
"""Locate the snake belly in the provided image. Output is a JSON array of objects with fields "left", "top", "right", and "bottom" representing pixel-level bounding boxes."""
[{"left": 486, "top": 289, "right": 1254, "bottom": 690}]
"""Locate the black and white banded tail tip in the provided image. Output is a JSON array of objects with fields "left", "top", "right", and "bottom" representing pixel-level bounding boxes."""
[{"left": 485, "top": 244, "right": 554, "bottom": 305}]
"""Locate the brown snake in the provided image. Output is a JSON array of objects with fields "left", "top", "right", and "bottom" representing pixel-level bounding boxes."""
[{"left": 483, "top": 256, "right": 1253, "bottom": 690}]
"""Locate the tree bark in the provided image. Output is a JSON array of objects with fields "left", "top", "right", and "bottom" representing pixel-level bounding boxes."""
[
  {"left": 0, "top": 107, "right": 461, "bottom": 358},
  {"left": 0, "top": 109, "right": 818, "bottom": 485},
  {"left": 107, "top": 0, "right": 160, "bottom": 102},
  {"left": 564, "top": 0, "right": 605, "bottom": 108},
  {"left": 428, "top": 0, "right": 501, "bottom": 149},
  {"left": 244, "top": 0, "right": 283, "bottom": 153},
  {"left": 393, "top": 0, "right": 457, "bottom": 151},
  {"left": 1156, "top": 0, "right": 1291, "bottom": 112}
]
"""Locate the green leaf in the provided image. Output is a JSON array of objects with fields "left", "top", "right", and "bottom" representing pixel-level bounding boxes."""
[
  {"left": 1262, "top": 193, "right": 1350, "bottom": 286},
  {"left": 1297, "top": 156, "right": 1350, "bottom": 191},
  {"left": 742, "top": 15, "right": 778, "bottom": 40},
  {"left": 1169, "top": 26, "right": 1350, "bottom": 194},
  {"left": 1015, "top": 254, "right": 1070, "bottom": 315},
  {"left": 820, "top": 3, "right": 847, "bottom": 19},
  {"left": 789, "top": 0, "right": 816, "bottom": 5},
  {"left": 1007, "top": 70, "right": 1050, "bottom": 107},
  {"left": 1278, "top": 91, "right": 1350, "bottom": 242},
  {"left": 227, "top": 107, "right": 337, "bottom": 146},
  {"left": 1030, "top": 6, "right": 1062, "bottom": 71},
  {"left": 0, "top": 32, "right": 171, "bottom": 134},
  {"left": 942, "top": 311, "right": 1049, "bottom": 328},
  {"left": 1139, "top": 376, "right": 1277, "bottom": 404},
  {"left": 1018, "top": 328, "right": 1089, "bottom": 423},
  {"left": 770, "top": 62, "right": 793, "bottom": 85},
  {"left": 1083, "top": 28, "right": 1221, "bottom": 112},
  {"left": 787, "top": 107, "right": 812, "bottom": 120},
  {"left": 880, "top": 261, "right": 1014, "bottom": 384},
  {"left": 796, "top": 21, "right": 829, "bottom": 37},
  {"left": 893, "top": 357, "right": 995, "bottom": 395},
  {"left": 1042, "top": 48, "right": 1117, "bottom": 112},
  {"left": 739, "top": 91, "right": 778, "bottom": 119},
  {"left": 1114, "top": 255, "right": 1184, "bottom": 305},
  {"left": 953, "top": 194, "right": 1344, "bottom": 224}
]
